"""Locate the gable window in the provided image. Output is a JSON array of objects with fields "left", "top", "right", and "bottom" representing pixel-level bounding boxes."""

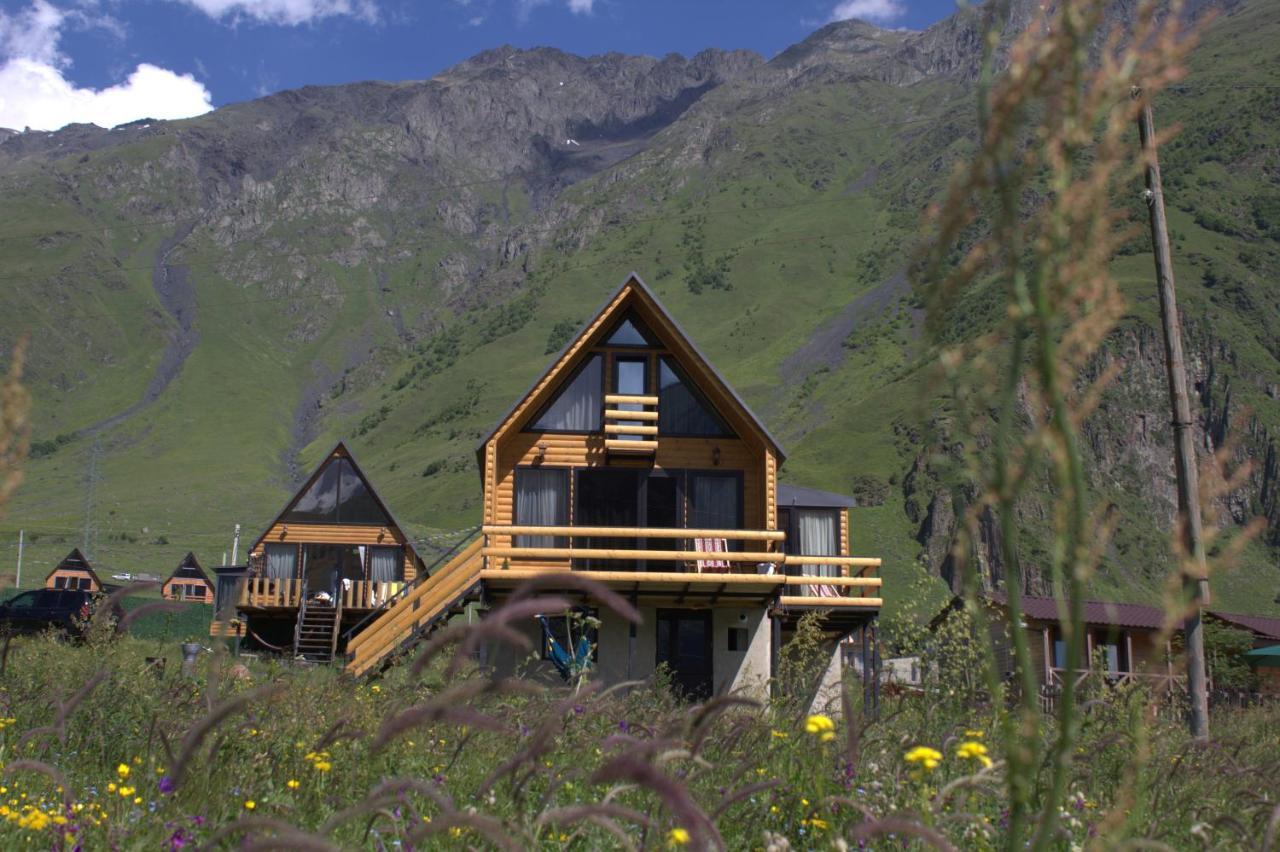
[
  {"left": 605, "top": 314, "right": 658, "bottom": 347},
  {"left": 284, "top": 458, "right": 391, "bottom": 526},
  {"left": 514, "top": 468, "right": 569, "bottom": 548},
  {"left": 531, "top": 355, "right": 602, "bottom": 433},
  {"left": 658, "top": 356, "right": 733, "bottom": 437}
]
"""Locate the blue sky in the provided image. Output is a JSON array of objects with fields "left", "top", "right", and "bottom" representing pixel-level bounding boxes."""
[{"left": 0, "top": 0, "right": 961, "bottom": 131}]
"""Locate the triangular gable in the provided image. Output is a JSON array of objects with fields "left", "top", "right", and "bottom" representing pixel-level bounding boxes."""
[
  {"left": 249, "top": 442, "right": 424, "bottom": 566},
  {"left": 476, "top": 272, "right": 786, "bottom": 461},
  {"left": 45, "top": 547, "right": 103, "bottom": 587},
  {"left": 167, "top": 552, "right": 212, "bottom": 585}
]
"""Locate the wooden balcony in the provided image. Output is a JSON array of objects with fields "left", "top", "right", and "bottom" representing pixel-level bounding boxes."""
[
  {"left": 603, "top": 394, "right": 659, "bottom": 455},
  {"left": 236, "top": 577, "right": 406, "bottom": 611},
  {"left": 479, "top": 525, "right": 883, "bottom": 607}
]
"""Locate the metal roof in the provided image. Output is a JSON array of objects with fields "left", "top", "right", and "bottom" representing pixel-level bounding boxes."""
[
  {"left": 474, "top": 272, "right": 787, "bottom": 466},
  {"left": 989, "top": 592, "right": 1168, "bottom": 630},
  {"left": 778, "top": 483, "right": 856, "bottom": 508},
  {"left": 1208, "top": 610, "right": 1280, "bottom": 641}
]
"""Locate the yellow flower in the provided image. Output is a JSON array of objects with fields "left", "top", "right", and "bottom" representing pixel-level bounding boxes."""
[
  {"left": 820, "top": 731, "right": 836, "bottom": 742},
  {"left": 371, "top": 685, "right": 381, "bottom": 693},
  {"left": 963, "top": 729, "right": 984, "bottom": 738},
  {"left": 668, "top": 827, "right": 690, "bottom": 846},
  {"left": 904, "top": 746, "right": 943, "bottom": 771},
  {"left": 286, "top": 779, "right": 300, "bottom": 790},
  {"left": 804, "top": 714, "right": 835, "bottom": 735},
  {"left": 956, "top": 741, "right": 993, "bottom": 769},
  {"left": 106, "top": 783, "right": 117, "bottom": 794},
  {"left": 116, "top": 764, "right": 130, "bottom": 779},
  {"left": 244, "top": 800, "right": 256, "bottom": 810},
  {"left": 118, "top": 786, "right": 135, "bottom": 798},
  {"left": 810, "top": 817, "right": 829, "bottom": 831},
  {"left": 770, "top": 730, "right": 788, "bottom": 739},
  {"left": 133, "top": 797, "right": 142, "bottom": 805},
  {"left": 313, "top": 760, "right": 332, "bottom": 773}
]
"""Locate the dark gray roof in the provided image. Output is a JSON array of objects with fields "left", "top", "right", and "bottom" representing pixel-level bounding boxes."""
[
  {"left": 778, "top": 484, "right": 856, "bottom": 508},
  {"left": 474, "top": 272, "right": 787, "bottom": 466}
]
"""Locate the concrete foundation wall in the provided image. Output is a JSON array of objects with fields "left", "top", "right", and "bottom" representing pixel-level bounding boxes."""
[{"left": 712, "top": 607, "right": 770, "bottom": 701}]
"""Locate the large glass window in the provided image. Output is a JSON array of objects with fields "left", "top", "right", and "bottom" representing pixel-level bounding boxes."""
[
  {"left": 284, "top": 458, "right": 391, "bottom": 525},
  {"left": 658, "top": 357, "right": 733, "bottom": 437},
  {"left": 515, "top": 468, "right": 569, "bottom": 548},
  {"left": 795, "top": 509, "right": 839, "bottom": 578},
  {"left": 303, "top": 544, "right": 365, "bottom": 599},
  {"left": 531, "top": 355, "right": 602, "bottom": 432},
  {"left": 688, "top": 473, "right": 741, "bottom": 531}
]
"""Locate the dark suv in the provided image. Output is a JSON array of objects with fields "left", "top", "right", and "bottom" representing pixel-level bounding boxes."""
[{"left": 0, "top": 589, "right": 120, "bottom": 637}]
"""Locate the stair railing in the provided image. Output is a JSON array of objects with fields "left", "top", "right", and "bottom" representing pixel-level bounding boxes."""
[
  {"left": 340, "top": 527, "right": 480, "bottom": 645},
  {"left": 291, "top": 579, "right": 309, "bottom": 658},
  {"left": 329, "top": 586, "right": 344, "bottom": 661}
]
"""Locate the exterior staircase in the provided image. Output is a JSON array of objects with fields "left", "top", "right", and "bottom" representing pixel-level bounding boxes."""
[
  {"left": 294, "top": 594, "right": 342, "bottom": 663},
  {"left": 345, "top": 536, "right": 485, "bottom": 677}
]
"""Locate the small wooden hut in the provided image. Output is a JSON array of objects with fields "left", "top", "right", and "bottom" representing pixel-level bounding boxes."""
[
  {"left": 44, "top": 548, "right": 103, "bottom": 592},
  {"left": 161, "top": 552, "right": 214, "bottom": 602}
]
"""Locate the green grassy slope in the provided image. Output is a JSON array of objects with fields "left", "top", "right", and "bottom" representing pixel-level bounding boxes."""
[{"left": 0, "top": 0, "right": 1276, "bottom": 619}]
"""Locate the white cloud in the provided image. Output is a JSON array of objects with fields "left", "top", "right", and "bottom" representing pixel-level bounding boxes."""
[
  {"left": 168, "top": 0, "right": 379, "bottom": 25},
  {"left": 516, "top": 0, "right": 596, "bottom": 22},
  {"left": 827, "top": 0, "right": 904, "bottom": 24},
  {"left": 0, "top": 1, "right": 213, "bottom": 131}
]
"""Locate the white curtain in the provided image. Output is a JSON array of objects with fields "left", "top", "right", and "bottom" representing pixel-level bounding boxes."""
[
  {"left": 265, "top": 544, "right": 297, "bottom": 579},
  {"left": 796, "top": 509, "right": 838, "bottom": 595},
  {"left": 534, "top": 355, "right": 602, "bottom": 432},
  {"left": 515, "top": 469, "right": 566, "bottom": 548},
  {"left": 369, "top": 547, "right": 401, "bottom": 583}
]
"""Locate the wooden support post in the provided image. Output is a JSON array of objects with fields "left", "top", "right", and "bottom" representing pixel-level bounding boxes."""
[
  {"left": 1135, "top": 90, "right": 1211, "bottom": 740},
  {"left": 1042, "top": 626, "right": 1052, "bottom": 686}
]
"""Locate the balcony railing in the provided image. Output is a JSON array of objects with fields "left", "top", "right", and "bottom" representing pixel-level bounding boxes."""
[
  {"left": 480, "top": 524, "right": 882, "bottom": 603},
  {"left": 603, "top": 394, "right": 658, "bottom": 454},
  {"left": 237, "top": 577, "right": 406, "bottom": 610}
]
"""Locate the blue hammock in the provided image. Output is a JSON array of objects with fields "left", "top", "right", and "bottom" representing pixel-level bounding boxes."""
[{"left": 538, "top": 615, "right": 592, "bottom": 680}]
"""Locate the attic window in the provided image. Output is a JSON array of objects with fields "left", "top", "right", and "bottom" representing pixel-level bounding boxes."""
[
  {"left": 604, "top": 314, "right": 658, "bottom": 348},
  {"left": 530, "top": 354, "right": 602, "bottom": 432},
  {"left": 284, "top": 457, "right": 390, "bottom": 525},
  {"left": 658, "top": 356, "right": 734, "bottom": 437}
]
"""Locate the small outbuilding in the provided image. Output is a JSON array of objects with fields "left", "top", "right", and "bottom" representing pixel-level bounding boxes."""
[
  {"left": 44, "top": 548, "right": 103, "bottom": 592},
  {"left": 161, "top": 552, "right": 214, "bottom": 603}
]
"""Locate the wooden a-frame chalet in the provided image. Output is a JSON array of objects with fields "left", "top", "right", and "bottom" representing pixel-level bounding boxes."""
[
  {"left": 161, "top": 552, "right": 214, "bottom": 603},
  {"left": 230, "top": 441, "right": 427, "bottom": 661},
  {"left": 45, "top": 548, "right": 104, "bottom": 592},
  {"left": 342, "top": 273, "right": 883, "bottom": 702}
]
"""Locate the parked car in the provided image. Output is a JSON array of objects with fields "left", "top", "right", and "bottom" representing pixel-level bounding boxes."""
[{"left": 0, "top": 589, "right": 121, "bottom": 637}]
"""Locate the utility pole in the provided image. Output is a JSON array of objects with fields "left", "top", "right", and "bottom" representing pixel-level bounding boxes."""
[
  {"left": 15, "top": 529, "right": 23, "bottom": 588},
  {"left": 1134, "top": 89, "right": 1211, "bottom": 740}
]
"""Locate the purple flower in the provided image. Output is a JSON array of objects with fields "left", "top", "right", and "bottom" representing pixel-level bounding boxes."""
[
  {"left": 190, "top": 815, "right": 206, "bottom": 827},
  {"left": 158, "top": 776, "right": 176, "bottom": 795},
  {"left": 572, "top": 705, "right": 585, "bottom": 716},
  {"left": 168, "top": 828, "right": 188, "bottom": 850},
  {"left": 617, "top": 720, "right": 630, "bottom": 733}
]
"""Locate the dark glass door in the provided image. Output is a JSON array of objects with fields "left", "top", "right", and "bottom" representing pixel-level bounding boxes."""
[
  {"left": 576, "top": 469, "right": 643, "bottom": 569},
  {"left": 644, "top": 474, "right": 682, "bottom": 569},
  {"left": 656, "top": 609, "right": 713, "bottom": 700}
]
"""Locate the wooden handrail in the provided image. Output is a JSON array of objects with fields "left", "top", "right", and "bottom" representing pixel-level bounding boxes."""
[
  {"left": 780, "top": 576, "right": 883, "bottom": 587},
  {"left": 604, "top": 439, "right": 658, "bottom": 451},
  {"left": 484, "top": 546, "right": 779, "bottom": 562},
  {"left": 779, "top": 595, "right": 884, "bottom": 607},
  {"left": 782, "top": 555, "right": 881, "bottom": 568},
  {"left": 603, "top": 409, "right": 659, "bottom": 421},
  {"left": 604, "top": 394, "right": 658, "bottom": 405},
  {"left": 483, "top": 525, "right": 785, "bottom": 541},
  {"left": 604, "top": 424, "right": 658, "bottom": 435}
]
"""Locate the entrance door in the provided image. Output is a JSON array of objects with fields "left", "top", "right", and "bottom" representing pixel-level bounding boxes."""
[
  {"left": 656, "top": 609, "right": 713, "bottom": 700},
  {"left": 576, "top": 470, "right": 682, "bottom": 570}
]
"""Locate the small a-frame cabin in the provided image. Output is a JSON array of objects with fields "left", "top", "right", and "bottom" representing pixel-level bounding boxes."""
[
  {"left": 45, "top": 548, "right": 103, "bottom": 592},
  {"left": 345, "top": 273, "right": 883, "bottom": 703},
  {"left": 161, "top": 552, "right": 214, "bottom": 603},
  {"left": 232, "top": 442, "right": 427, "bottom": 660}
]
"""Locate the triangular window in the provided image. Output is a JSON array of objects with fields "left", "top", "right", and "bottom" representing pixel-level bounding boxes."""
[
  {"left": 658, "top": 356, "right": 734, "bottom": 437},
  {"left": 284, "top": 457, "right": 391, "bottom": 525},
  {"left": 531, "top": 354, "right": 602, "bottom": 432},
  {"left": 604, "top": 314, "right": 658, "bottom": 348}
]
